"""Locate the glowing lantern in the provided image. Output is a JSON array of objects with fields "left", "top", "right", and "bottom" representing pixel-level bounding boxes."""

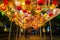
[
  {"left": 37, "top": 0, "right": 44, "bottom": 5},
  {"left": 14, "top": 0, "right": 20, "bottom": 6},
  {"left": 13, "top": 14, "right": 16, "bottom": 18},
  {"left": 53, "top": 0, "right": 58, "bottom": 5},
  {"left": 40, "top": 17, "right": 44, "bottom": 22},
  {"left": 3, "top": 0, "right": 8, "bottom": 5},
  {"left": 1, "top": 5, "right": 6, "bottom": 11},
  {"left": 44, "top": 13, "right": 50, "bottom": 20},
  {"left": 20, "top": 10, "right": 24, "bottom": 16},
  {"left": 44, "top": 13, "right": 48, "bottom": 18},
  {"left": 17, "top": 6, "right": 22, "bottom": 10},
  {"left": 33, "top": 25, "right": 38, "bottom": 30},
  {"left": 36, "top": 6, "right": 42, "bottom": 10},
  {"left": 48, "top": 13, "right": 53, "bottom": 17},
  {"left": 50, "top": 4, "right": 55, "bottom": 9},
  {"left": 0, "top": 11, "right": 5, "bottom": 16},
  {"left": 23, "top": 10, "right": 27, "bottom": 13},
  {"left": 25, "top": 0, "right": 31, "bottom": 5}
]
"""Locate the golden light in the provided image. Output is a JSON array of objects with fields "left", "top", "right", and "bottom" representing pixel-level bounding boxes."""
[{"left": 22, "top": 2, "right": 25, "bottom": 5}]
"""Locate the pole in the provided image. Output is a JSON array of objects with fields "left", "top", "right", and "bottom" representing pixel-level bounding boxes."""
[
  {"left": 40, "top": 28, "right": 42, "bottom": 37},
  {"left": 49, "top": 21, "right": 52, "bottom": 40},
  {"left": 16, "top": 25, "right": 18, "bottom": 40},
  {"left": 8, "top": 20, "right": 12, "bottom": 40},
  {"left": 20, "top": 26, "right": 21, "bottom": 40}
]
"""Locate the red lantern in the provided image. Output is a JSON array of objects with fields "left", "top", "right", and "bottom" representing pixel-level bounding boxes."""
[
  {"left": 25, "top": 0, "right": 31, "bottom": 5},
  {"left": 37, "top": 0, "right": 44, "bottom": 5},
  {"left": 53, "top": 0, "right": 58, "bottom": 5},
  {"left": 23, "top": 10, "right": 27, "bottom": 13},
  {"left": 4, "top": 0, "right": 8, "bottom": 5},
  {"left": 17, "top": 6, "right": 22, "bottom": 10},
  {"left": 48, "top": 13, "right": 53, "bottom": 17}
]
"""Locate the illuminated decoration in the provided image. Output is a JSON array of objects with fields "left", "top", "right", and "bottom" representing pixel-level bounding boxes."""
[
  {"left": 3, "top": 0, "right": 8, "bottom": 5},
  {"left": 50, "top": 4, "right": 56, "bottom": 9},
  {"left": 0, "top": 0, "right": 59, "bottom": 29},
  {"left": 0, "top": 11, "right": 5, "bottom": 16},
  {"left": 14, "top": 0, "right": 20, "bottom": 6},
  {"left": 53, "top": 8, "right": 57, "bottom": 14},
  {"left": 17, "top": 6, "right": 22, "bottom": 10},
  {"left": 36, "top": 6, "right": 42, "bottom": 10},
  {"left": 52, "top": 0, "right": 58, "bottom": 5},
  {"left": 48, "top": 13, "right": 53, "bottom": 17},
  {"left": 43, "top": 28, "right": 45, "bottom": 32},
  {"left": 47, "top": 26, "right": 50, "bottom": 32},
  {"left": 22, "top": 2, "right": 25, "bottom": 5},
  {"left": 25, "top": 0, "right": 31, "bottom": 5},
  {"left": 1, "top": 5, "right": 6, "bottom": 11},
  {"left": 23, "top": 10, "right": 27, "bottom": 13},
  {"left": 37, "top": 0, "right": 44, "bottom": 5},
  {"left": 20, "top": 10, "right": 24, "bottom": 16},
  {"left": 44, "top": 13, "right": 48, "bottom": 18}
]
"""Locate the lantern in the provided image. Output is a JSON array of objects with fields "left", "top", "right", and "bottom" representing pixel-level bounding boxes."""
[
  {"left": 17, "top": 6, "right": 22, "bottom": 10},
  {"left": 48, "top": 13, "right": 53, "bottom": 17},
  {"left": 53, "top": 0, "right": 58, "bottom": 5},
  {"left": 50, "top": 4, "right": 55, "bottom": 9},
  {"left": 4, "top": 0, "right": 8, "bottom": 5},
  {"left": 25, "top": 0, "right": 31, "bottom": 5},
  {"left": 37, "top": 0, "right": 44, "bottom": 5},
  {"left": 14, "top": 0, "right": 20, "bottom": 6},
  {"left": 0, "top": 11, "right": 5, "bottom": 16},
  {"left": 1, "top": 5, "right": 6, "bottom": 11},
  {"left": 23, "top": 10, "right": 27, "bottom": 13},
  {"left": 13, "top": 14, "right": 16, "bottom": 18},
  {"left": 36, "top": 6, "right": 42, "bottom": 10}
]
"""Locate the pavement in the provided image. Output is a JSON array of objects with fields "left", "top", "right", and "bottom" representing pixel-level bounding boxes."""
[{"left": 0, "top": 33, "right": 60, "bottom": 40}]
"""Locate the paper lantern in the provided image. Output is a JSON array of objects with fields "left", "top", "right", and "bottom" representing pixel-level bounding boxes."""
[
  {"left": 44, "top": 13, "right": 50, "bottom": 20},
  {"left": 25, "top": 0, "right": 31, "bottom": 5},
  {"left": 4, "top": 0, "right": 8, "bottom": 5},
  {"left": 14, "top": 1, "right": 20, "bottom": 6},
  {"left": 23, "top": 10, "right": 27, "bottom": 13},
  {"left": 1, "top": 5, "right": 6, "bottom": 11},
  {"left": 43, "top": 7, "right": 48, "bottom": 11},
  {"left": 17, "top": 6, "right": 22, "bottom": 10},
  {"left": 37, "top": 0, "right": 44, "bottom": 5},
  {"left": 20, "top": 10, "right": 24, "bottom": 16},
  {"left": 0, "top": 11, "right": 5, "bottom": 16},
  {"left": 36, "top": 6, "right": 42, "bottom": 10},
  {"left": 50, "top": 4, "right": 55, "bottom": 9},
  {"left": 13, "top": 14, "right": 16, "bottom": 18},
  {"left": 48, "top": 13, "right": 53, "bottom": 17},
  {"left": 44, "top": 13, "right": 48, "bottom": 18},
  {"left": 53, "top": 0, "right": 58, "bottom": 5},
  {"left": 39, "top": 17, "right": 44, "bottom": 23}
]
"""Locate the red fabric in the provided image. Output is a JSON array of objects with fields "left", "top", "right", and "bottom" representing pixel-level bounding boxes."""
[
  {"left": 37, "top": 0, "right": 44, "bottom": 5},
  {"left": 4, "top": 0, "right": 8, "bottom": 5},
  {"left": 25, "top": 0, "right": 31, "bottom": 5}
]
